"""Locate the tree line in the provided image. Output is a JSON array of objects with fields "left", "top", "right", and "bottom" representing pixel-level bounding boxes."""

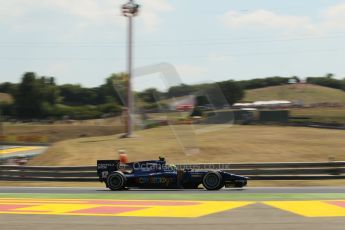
[
  {"left": 0, "top": 72, "right": 125, "bottom": 120},
  {"left": 0, "top": 72, "right": 344, "bottom": 120},
  {"left": 165, "top": 75, "right": 345, "bottom": 99},
  {"left": 306, "top": 73, "right": 345, "bottom": 91}
]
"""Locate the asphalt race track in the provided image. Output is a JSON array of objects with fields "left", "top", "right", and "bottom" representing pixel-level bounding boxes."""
[
  {"left": 1, "top": 187, "right": 345, "bottom": 230},
  {"left": 2, "top": 204, "right": 345, "bottom": 230},
  {"left": 1, "top": 186, "right": 345, "bottom": 194}
]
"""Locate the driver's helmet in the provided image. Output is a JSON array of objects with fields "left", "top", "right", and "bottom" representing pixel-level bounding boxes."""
[{"left": 169, "top": 164, "right": 177, "bottom": 171}]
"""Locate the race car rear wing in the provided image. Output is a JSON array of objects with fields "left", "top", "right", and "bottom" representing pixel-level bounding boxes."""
[{"left": 97, "top": 160, "right": 120, "bottom": 181}]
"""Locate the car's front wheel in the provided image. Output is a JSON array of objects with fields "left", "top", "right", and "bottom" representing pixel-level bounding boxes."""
[
  {"left": 202, "top": 172, "right": 224, "bottom": 190},
  {"left": 106, "top": 171, "right": 126, "bottom": 191}
]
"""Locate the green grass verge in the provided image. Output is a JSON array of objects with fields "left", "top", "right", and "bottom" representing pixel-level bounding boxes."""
[
  {"left": 290, "top": 107, "right": 345, "bottom": 124},
  {"left": 1, "top": 193, "right": 345, "bottom": 201}
]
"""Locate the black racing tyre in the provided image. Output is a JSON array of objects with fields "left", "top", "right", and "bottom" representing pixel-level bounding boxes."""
[
  {"left": 202, "top": 172, "right": 223, "bottom": 190},
  {"left": 106, "top": 171, "right": 126, "bottom": 191}
]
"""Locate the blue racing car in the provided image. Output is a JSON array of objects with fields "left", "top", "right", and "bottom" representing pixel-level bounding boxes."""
[{"left": 97, "top": 157, "right": 248, "bottom": 191}]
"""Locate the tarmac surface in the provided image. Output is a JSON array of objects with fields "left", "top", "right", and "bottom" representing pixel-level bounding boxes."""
[
  {"left": 1, "top": 187, "right": 345, "bottom": 230},
  {"left": 1, "top": 202, "right": 345, "bottom": 230}
]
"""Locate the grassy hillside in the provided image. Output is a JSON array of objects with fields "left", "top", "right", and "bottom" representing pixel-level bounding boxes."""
[
  {"left": 244, "top": 84, "right": 345, "bottom": 104},
  {"left": 290, "top": 108, "right": 345, "bottom": 124},
  {"left": 3, "top": 117, "right": 124, "bottom": 142},
  {"left": 0, "top": 93, "right": 13, "bottom": 103},
  {"left": 28, "top": 125, "right": 345, "bottom": 166}
]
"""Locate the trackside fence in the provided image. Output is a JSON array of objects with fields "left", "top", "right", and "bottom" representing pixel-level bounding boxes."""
[{"left": 1, "top": 161, "right": 345, "bottom": 181}]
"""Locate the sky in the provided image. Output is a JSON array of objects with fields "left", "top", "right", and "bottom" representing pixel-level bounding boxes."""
[{"left": 1, "top": 0, "right": 345, "bottom": 91}]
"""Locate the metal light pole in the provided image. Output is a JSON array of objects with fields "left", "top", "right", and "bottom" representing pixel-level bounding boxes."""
[
  {"left": 0, "top": 103, "right": 3, "bottom": 158},
  {"left": 122, "top": 0, "right": 139, "bottom": 137}
]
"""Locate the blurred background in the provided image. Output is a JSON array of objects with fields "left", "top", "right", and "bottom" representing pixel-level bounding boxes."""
[{"left": 0, "top": 0, "right": 344, "bottom": 168}]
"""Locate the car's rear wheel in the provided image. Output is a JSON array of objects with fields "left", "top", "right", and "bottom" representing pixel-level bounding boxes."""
[
  {"left": 202, "top": 172, "right": 223, "bottom": 190},
  {"left": 107, "top": 171, "right": 126, "bottom": 191}
]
